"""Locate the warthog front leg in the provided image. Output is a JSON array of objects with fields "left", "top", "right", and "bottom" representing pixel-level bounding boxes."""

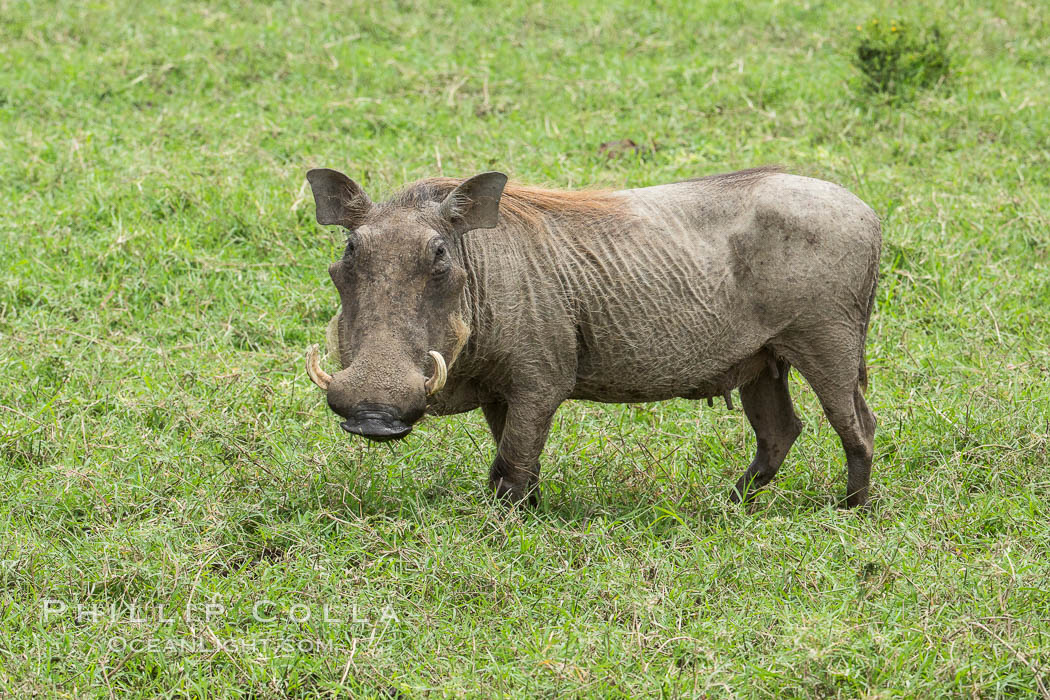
[
  {"left": 485, "top": 398, "right": 559, "bottom": 507},
  {"left": 481, "top": 401, "right": 507, "bottom": 444}
]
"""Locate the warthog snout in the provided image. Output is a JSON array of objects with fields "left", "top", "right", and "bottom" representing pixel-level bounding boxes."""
[
  {"left": 305, "top": 345, "right": 447, "bottom": 442},
  {"left": 324, "top": 366, "right": 426, "bottom": 443}
]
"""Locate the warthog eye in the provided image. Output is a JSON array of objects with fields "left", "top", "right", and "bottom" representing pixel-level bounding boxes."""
[
  {"left": 342, "top": 237, "right": 356, "bottom": 259},
  {"left": 432, "top": 241, "right": 451, "bottom": 275}
]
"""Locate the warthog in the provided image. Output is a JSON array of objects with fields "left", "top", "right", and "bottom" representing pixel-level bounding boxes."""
[{"left": 304, "top": 166, "right": 880, "bottom": 507}]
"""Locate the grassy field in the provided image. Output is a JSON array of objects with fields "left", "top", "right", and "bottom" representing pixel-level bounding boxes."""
[{"left": 2, "top": 0, "right": 1049, "bottom": 696}]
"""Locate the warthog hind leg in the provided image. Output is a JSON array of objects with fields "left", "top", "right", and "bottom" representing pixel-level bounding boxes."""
[
  {"left": 730, "top": 357, "right": 801, "bottom": 505},
  {"left": 777, "top": 336, "right": 876, "bottom": 508}
]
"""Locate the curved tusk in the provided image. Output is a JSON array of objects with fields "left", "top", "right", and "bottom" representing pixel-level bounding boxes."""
[
  {"left": 424, "top": 350, "right": 447, "bottom": 396},
  {"left": 306, "top": 344, "right": 333, "bottom": 391}
]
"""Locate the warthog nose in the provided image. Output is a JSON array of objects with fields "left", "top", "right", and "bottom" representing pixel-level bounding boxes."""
[{"left": 339, "top": 403, "right": 415, "bottom": 442}]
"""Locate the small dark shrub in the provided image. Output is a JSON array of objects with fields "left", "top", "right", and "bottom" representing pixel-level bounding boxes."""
[{"left": 853, "top": 19, "right": 950, "bottom": 97}]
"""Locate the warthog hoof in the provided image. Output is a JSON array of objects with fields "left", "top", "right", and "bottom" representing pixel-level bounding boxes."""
[{"left": 490, "top": 477, "right": 540, "bottom": 508}]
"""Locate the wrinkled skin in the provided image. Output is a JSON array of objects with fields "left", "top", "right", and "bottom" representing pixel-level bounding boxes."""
[{"left": 306, "top": 167, "right": 881, "bottom": 508}]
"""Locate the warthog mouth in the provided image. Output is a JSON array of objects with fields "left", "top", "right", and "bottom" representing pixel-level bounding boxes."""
[{"left": 339, "top": 405, "right": 414, "bottom": 442}]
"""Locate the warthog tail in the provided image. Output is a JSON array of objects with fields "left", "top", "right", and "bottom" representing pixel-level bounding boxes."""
[{"left": 859, "top": 220, "right": 882, "bottom": 395}]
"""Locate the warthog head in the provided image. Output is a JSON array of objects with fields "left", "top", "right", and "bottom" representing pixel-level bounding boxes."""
[{"left": 303, "top": 168, "right": 506, "bottom": 441}]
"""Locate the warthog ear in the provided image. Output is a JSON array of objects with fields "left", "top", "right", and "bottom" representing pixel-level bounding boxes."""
[
  {"left": 438, "top": 172, "right": 508, "bottom": 235},
  {"left": 306, "top": 169, "right": 372, "bottom": 228}
]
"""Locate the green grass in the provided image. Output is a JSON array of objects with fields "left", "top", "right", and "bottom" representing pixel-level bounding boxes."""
[{"left": 2, "top": 0, "right": 1049, "bottom": 696}]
